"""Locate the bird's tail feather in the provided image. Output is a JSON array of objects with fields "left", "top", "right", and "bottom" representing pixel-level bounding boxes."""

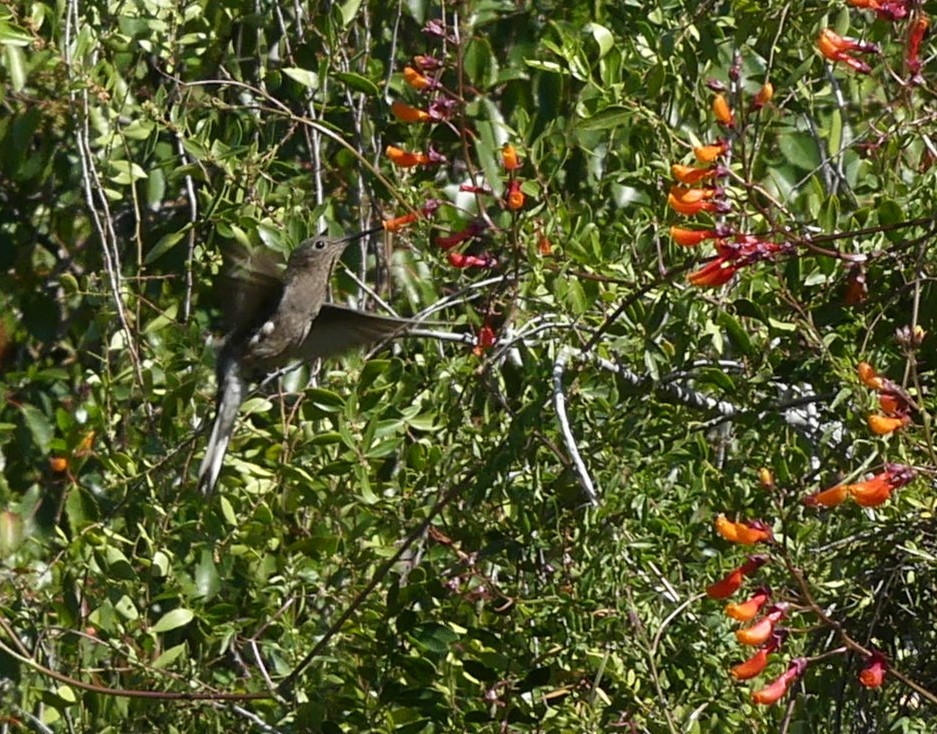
[{"left": 197, "top": 355, "right": 245, "bottom": 495}]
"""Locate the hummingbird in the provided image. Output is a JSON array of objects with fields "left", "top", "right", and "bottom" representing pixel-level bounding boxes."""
[{"left": 196, "top": 226, "right": 411, "bottom": 494}]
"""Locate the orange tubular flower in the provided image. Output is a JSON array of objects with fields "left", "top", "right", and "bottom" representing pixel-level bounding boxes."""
[
  {"left": 687, "top": 257, "right": 737, "bottom": 287},
  {"left": 907, "top": 15, "right": 929, "bottom": 81},
  {"left": 671, "top": 164, "right": 720, "bottom": 185},
  {"left": 731, "top": 649, "right": 770, "bottom": 681},
  {"left": 715, "top": 516, "right": 773, "bottom": 546},
  {"left": 879, "top": 392, "right": 908, "bottom": 415},
  {"left": 735, "top": 606, "right": 785, "bottom": 646},
  {"left": 403, "top": 66, "right": 435, "bottom": 91},
  {"left": 859, "top": 652, "right": 887, "bottom": 688},
  {"left": 693, "top": 140, "right": 730, "bottom": 163},
  {"left": 868, "top": 414, "right": 910, "bottom": 435},
  {"left": 537, "top": 233, "right": 552, "bottom": 256},
  {"left": 848, "top": 464, "right": 915, "bottom": 507},
  {"left": 670, "top": 226, "right": 717, "bottom": 247},
  {"left": 858, "top": 361, "right": 885, "bottom": 390},
  {"left": 391, "top": 100, "right": 432, "bottom": 123},
  {"left": 667, "top": 195, "right": 724, "bottom": 217},
  {"left": 804, "top": 483, "right": 849, "bottom": 508},
  {"left": 730, "top": 633, "right": 785, "bottom": 681},
  {"left": 386, "top": 145, "right": 430, "bottom": 167},
  {"left": 725, "top": 588, "right": 770, "bottom": 622},
  {"left": 502, "top": 144, "right": 522, "bottom": 171},
  {"left": 383, "top": 213, "right": 419, "bottom": 231},
  {"left": 705, "top": 555, "right": 767, "bottom": 600},
  {"left": 505, "top": 179, "right": 525, "bottom": 210},
  {"left": 712, "top": 94, "right": 735, "bottom": 127},
  {"left": 817, "top": 29, "right": 878, "bottom": 74},
  {"left": 752, "top": 659, "right": 807, "bottom": 706},
  {"left": 752, "top": 82, "right": 774, "bottom": 110}
]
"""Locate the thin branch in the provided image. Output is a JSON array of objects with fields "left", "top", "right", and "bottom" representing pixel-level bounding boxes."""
[{"left": 552, "top": 346, "right": 599, "bottom": 507}]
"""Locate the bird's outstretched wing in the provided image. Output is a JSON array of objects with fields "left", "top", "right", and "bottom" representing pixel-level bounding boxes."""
[
  {"left": 197, "top": 347, "right": 246, "bottom": 495},
  {"left": 218, "top": 245, "right": 285, "bottom": 337},
  {"left": 295, "top": 304, "right": 412, "bottom": 361}
]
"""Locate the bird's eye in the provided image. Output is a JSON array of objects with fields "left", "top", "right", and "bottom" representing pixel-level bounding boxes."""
[{"left": 314, "top": 239, "right": 326, "bottom": 250}]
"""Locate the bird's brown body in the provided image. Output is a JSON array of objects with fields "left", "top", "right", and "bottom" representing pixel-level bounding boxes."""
[{"left": 197, "top": 229, "right": 409, "bottom": 494}]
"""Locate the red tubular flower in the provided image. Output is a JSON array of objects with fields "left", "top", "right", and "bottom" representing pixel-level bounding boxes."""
[
  {"left": 725, "top": 587, "right": 771, "bottom": 622},
  {"left": 435, "top": 220, "right": 487, "bottom": 250},
  {"left": 848, "top": 464, "right": 915, "bottom": 507},
  {"left": 849, "top": 0, "right": 909, "bottom": 21},
  {"left": 859, "top": 651, "right": 888, "bottom": 688},
  {"left": 908, "top": 16, "right": 929, "bottom": 79},
  {"left": 448, "top": 252, "right": 497, "bottom": 269},
  {"left": 413, "top": 54, "right": 444, "bottom": 71},
  {"left": 705, "top": 555, "right": 767, "bottom": 599},
  {"left": 687, "top": 257, "right": 737, "bottom": 287},
  {"left": 473, "top": 324, "right": 497, "bottom": 357},
  {"left": 736, "top": 605, "right": 786, "bottom": 646},
  {"left": 730, "top": 632, "right": 785, "bottom": 681},
  {"left": 878, "top": 391, "right": 908, "bottom": 415},
  {"left": 817, "top": 29, "right": 879, "bottom": 74},
  {"left": 460, "top": 183, "right": 492, "bottom": 195},
  {"left": 752, "top": 658, "right": 807, "bottom": 706}
]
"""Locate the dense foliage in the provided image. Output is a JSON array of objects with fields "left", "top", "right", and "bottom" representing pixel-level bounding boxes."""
[{"left": 1, "top": 0, "right": 935, "bottom": 731}]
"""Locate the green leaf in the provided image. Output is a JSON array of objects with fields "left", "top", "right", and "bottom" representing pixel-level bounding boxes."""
[
  {"left": 151, "top": 608, "right": 195, "bottom": 633},
  {"left": 145, "top": 229, "right": 188, "bottom": 264},
  {"left": 20, "top": 404, "right": 53, "bottom": 453},
  {"left": 575, "top": 105, "right": 632, "bottom": 132},
  {"left": 195, "top": 549, "right": 221, "bottom": 600},
  {"left": 777, "top": 132, "right": 820, "bottom": 172},
  {"left": 152, "top": 643, "right": 188, "bottom": 670},
  {"left": 334, "top": 71, "right": 379, "bottom": 96},
  {"left": 0, "top": 21, "right": 33, "bottom": 46},
  {"left": 283, "top": 67, "right": 320, "bottom": 90},
  {"left": 3, "top": 45, "right": 26, "bottom": 92},
  {"left": 339, "top": 0, "right": 364, "bottom": 26},
  {"left": 584, "top": 22, "right": 614, "bottom": 59}
]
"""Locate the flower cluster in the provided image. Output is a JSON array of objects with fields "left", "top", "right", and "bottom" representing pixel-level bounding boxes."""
[
  {"left": 382, "top": 20, "right": 543, "bottom": 356},
  {"left": 858, "top": 361, "right": 913, "bottom": 435},
  {"left": 705, "top": 536, "right": 808, "bottom": 706},
  {"left": 823, "top": 1, "right": 930, "bottom": 83},
  {"left": 804, "top": 463, "right": 916, "bottom": 508},
  {"left": 667, "top": 69, "right": 791, "bottom": 288}
]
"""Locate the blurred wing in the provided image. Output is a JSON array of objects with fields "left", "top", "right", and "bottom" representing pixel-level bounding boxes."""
[
  {"left": 297, "top": 304, "right": 411, "bottom": 361},
  {"left": 218, "top": 245, "right": 285, "bottom": 335}
]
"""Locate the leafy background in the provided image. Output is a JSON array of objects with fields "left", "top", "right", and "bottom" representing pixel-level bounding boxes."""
[{"left": 0, "top": 0, "right": 935, "bottom": 731}]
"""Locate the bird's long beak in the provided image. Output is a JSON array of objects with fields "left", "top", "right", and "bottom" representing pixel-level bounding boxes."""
[{"left": 338, "top": 224, "right": 383, "bottom": 243}]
